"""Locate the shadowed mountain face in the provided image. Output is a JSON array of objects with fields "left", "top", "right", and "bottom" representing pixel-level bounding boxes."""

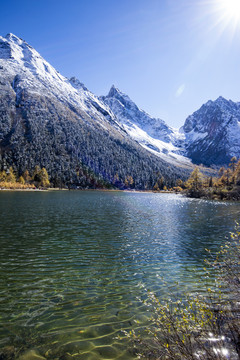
[
  {"left": 102, "top": 86, "right": 240, "bottom": 167},
  {"left": 181, "top": 97, "right": 240, "bottom": 166},
  {"left": 0, "top": 33, "right": 189, "bottom": 188}
]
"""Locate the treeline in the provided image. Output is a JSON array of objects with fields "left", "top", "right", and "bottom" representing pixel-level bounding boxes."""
[
  {"left": 0, "top": 161, "right": 183, "bottom": 191},
  {"left": 0, "top": 163, "right": 113, "bottom": 190},
  {"left": 184, "top": 156, "right": 240, "bottom": 200}
]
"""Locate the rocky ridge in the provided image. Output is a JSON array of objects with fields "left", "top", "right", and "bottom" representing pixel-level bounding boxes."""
[
  {"left": 100, "top": 86, "right": 188, "bottom": 166},
  {"left": 102, "top": 87, "right": 240, "bottom": 167}
]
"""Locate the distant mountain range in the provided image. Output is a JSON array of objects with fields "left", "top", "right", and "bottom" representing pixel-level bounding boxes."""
[
  {"left": 0, "top": 33, "right": 239, "bottom": 188},
  {"left": 101, "top": 86, "right": 240, "bottom": 167}
]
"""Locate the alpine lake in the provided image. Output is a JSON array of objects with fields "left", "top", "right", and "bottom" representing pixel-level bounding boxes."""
[{"left": 0, "top": 190, "right": 239, "bottom": 360}]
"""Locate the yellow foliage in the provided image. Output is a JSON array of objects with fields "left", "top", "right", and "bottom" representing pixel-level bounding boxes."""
[
  {"left": 18, "top": 176, "right": 25, "bottom": 185},
  {"left": 0, "top": 181, "right": 35, "bottom": 189},
  {"left": 6, "top": 167, "right": 16, "bottom": 183}
]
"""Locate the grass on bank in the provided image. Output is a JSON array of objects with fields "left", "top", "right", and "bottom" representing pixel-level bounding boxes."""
[{"left": 126, "top": 226, "right": 240, "bottom": 359}]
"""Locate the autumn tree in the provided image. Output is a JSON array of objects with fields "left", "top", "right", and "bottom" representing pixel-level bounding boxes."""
[
  {"left": 153, "top": 182, "right": 160, "bottom": 191},
  {"left": 23, "top": 170, "right": 31, "bottom": 183},
  {"left": 124, "top": 175, "right": 134, "bottom": 188},
  {"left": 229, "top": 156, "right": 237, "bottom": 172},
  {"left": 234, "top": 160, "right": 240, "bottom": 186},
  {"left": 185, "top": 167, "right": 203, "bottom": 191},
  {"left": 39, "top": 167, "right": 50, "bottom": 187},
  {"left": 218, "top": 167, "right": 225, "bottom": 177},
  {"left": 6, "top": 167, "right": 16, "bottom": 183},
  {"left": 32, "top": 166, "right": 50, "bottom": 187},
  {"left": 18, "top": 176, "right": 25, "bottom": 185},
  {"left": 176, "top": 179, "right": 183, "bottom": 188},
  {"left": 0, "top": 170, "right": 7, "bottom": 182}
]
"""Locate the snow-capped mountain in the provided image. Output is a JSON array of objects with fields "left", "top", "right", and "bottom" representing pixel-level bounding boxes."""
[
  {"left": 101, "top": 86, "right": 240, "bottom": 167},
  {"left": 0, "top": 33, "right": 120, "bottom": 130},
  {"left": 182, "top": 96, "right": 240, "bottom": 166},
  {"left": 100, "top": 86, "right": 190, "bottom": 166},
  {"left": 0, "top": 32, "right": 238, "bottom": 188},
  {"left": 0, "top": 33, "right": 188, "bottom": 188}
]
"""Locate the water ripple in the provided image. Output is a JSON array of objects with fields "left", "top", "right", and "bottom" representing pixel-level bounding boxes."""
[{"left": 0, "top": 191, "right": 239, "bottom": 358}]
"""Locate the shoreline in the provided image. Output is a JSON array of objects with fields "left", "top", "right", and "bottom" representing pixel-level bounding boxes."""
[{"left": 0, "top": 187, "right": 176, "bottom": 194}]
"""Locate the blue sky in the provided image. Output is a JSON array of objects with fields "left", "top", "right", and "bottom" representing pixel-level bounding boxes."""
[{"left": 1, "top": 0, "right": 240, "bottom": 127}]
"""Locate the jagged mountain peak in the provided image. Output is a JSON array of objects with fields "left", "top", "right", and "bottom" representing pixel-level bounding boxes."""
[
  {"left": 100, "top": 84, "right": 187, "bottom": 165},
  {"left": 214, "top": 96, "right": 240, "bottom": 112},
  {"left": 108, "top": 84, "right": 118, "bottom": 96},
  {"left": 182, "top": 96, "right": 240, "bottom": 165},
  {"left": 107, "top": 84, "right": 127, "bottom": 98},
  {"left": 216, "top": 95, "right": 226, "bottom": 102},
  {"left": 204, "top": 96, "right": 239, "bottom": 112},
  {"left": 69, "top": 76, "right": 88, "bottom": 91},
  {"left": 5, "top": 33, "right": 23, "bottom": 42},
  {"left": 0, "top": 32, "right": 61, "bottom": 82},
  {"left": 105, "top": 85, "right": 134, "bottom": 109},
  {"left": 0, "top": 33, "right": 36, "bottom": 61},
  {"left": 103, "top": 85, "right": 174, "bottom": 133}
]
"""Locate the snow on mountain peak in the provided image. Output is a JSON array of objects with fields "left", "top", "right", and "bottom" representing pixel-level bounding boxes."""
[
  {"left": 182, "top": 96, "right": 240, "bottom": 165},
  {"left": 106, "top": 85, "right": 133, "bottom": 107},
  {"left": 100, "top": 85, "right": 188, "bottom": 165},
  {"left": 69, "top": 77, "right": 88, "bottom": 91},
  {"left": 0, "top": 33, "right": 123, "bottom": 132},
  {"left": 5, "top": 33, "right": 23, "bottom": 44},
  {"left": 1, "top": 33, "right": 238, "bottom": 168},
  {"left": 107, "top": 85, "right": 124, "bottom": 97}
]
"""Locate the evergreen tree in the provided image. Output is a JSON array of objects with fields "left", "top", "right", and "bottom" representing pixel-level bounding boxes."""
[
  {"left": 209, "top": 176, "right": 213, "bottom": 188},
  {"left": 33, "top": 165, "right": 41, "bottom": 182}
]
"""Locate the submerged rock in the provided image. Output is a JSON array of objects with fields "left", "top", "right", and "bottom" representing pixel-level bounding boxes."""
[{"left": 18, "top": 349, "right": 46, "bottom": 360}]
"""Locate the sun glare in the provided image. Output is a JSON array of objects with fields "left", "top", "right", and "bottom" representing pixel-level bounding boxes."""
[
  {"left": 205, "top": 0, "right": 240, "bottom": 40},
  {"left": 214, "top": 0, "right": 240, "bottom": 27},
  {"left": 219, "top": 0, "right": 240, "bottom": 21}
]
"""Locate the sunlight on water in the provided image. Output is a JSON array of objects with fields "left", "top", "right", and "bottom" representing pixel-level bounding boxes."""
[{"left": 0, "top": 191, "right": 239, "bottom": 359}]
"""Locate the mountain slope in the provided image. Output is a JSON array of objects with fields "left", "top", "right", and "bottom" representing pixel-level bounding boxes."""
[
  {"left": 100, "top": 86, "right": 189, "bottom": 166},
  {"left": 182, "top": 96, "right": 240, "bottom": 166},
  {"left": 0, "top": 33, "right": 189, "bottom": 188}
]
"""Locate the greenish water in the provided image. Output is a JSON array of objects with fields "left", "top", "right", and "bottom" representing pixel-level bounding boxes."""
[{"left": 0, "top": 191, "right": 239, "bottom": 359}]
